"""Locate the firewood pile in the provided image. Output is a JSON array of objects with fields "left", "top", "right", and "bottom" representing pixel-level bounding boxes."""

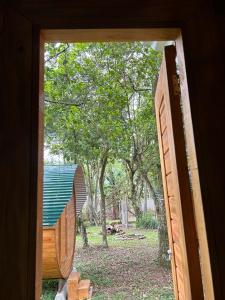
[
  {"left": 106, "top": 224, "right": 146, "bottom": 240},
  {"left": 106, "top": 224, "right": 124, "bottom": 235}
]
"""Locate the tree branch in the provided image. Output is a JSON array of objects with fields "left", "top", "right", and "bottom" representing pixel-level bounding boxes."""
[
  {"left": 44, "top": 99, "right": 82, "bottom": 107},
  {"left": 45, "top": 44, "right": 70, "bottom": 63},
  {"left": 127, "top": 75, "right": 151, "bottom": 92}
]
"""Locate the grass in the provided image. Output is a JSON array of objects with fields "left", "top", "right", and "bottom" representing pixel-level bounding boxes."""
[
  {"left": 74, "top": 225, "right": 174, "bottom": 300},
  {"left": 76, "top": 225, "right": 158, "bottom": 248},
  {"left": 42, "top": 225, "right": 173, "bottom": 299}
]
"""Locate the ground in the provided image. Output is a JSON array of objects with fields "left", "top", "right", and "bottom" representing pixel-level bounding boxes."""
[
  {"left": 74, "top": 226, "right": 174, "bottom": 300},
  {"left": 42, "top": 226, "right": 174, "bottom": 300}
]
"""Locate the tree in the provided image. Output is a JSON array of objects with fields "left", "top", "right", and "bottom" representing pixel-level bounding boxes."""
[{"left": 44, "top": 41, "right": 169, "bottom": 264}]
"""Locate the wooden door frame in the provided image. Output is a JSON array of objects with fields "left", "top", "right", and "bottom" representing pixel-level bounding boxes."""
[{"left": 38, "top": 28, "right": 212, "bottom": 299}]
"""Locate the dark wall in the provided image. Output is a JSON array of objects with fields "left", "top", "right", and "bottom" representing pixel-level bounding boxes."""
[{"left": 1, "top": 1, "right": 225, "bottom": 299}]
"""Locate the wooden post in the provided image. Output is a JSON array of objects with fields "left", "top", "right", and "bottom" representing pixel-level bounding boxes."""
[{"left": 67, "top": 272, "right": 80, "bottom": 300}]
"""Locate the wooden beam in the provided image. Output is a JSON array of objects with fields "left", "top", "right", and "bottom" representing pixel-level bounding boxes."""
[{"left": 42, "top": 28, "right": 180, "bottom": 43}]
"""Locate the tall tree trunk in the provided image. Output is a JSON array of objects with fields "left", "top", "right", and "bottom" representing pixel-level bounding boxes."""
[
  {"left": 93, "top": 163, "right": 101, "bottom": 225},
  {"left": 99, "top": 150, "right": 109, "bottom": 248},
  {"left": 121, "top": 198, "right": 128, "bottom": 228},
  {"left": 143, "top": 181, "right": 148, "bottom": 213},
  {"left": 142, "top": 171, "right": 169, "bottom": 267},
  {"left": 86, "top": 162, "right": 95, "bottom": 225},
  {"left": 128, "top": 167, "right": 142, "bottom": 220}
]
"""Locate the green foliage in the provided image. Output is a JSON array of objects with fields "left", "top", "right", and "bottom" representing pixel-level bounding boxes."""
[
  {"left": 41, "top": 280, "right": 58, "bottom": 300},
  {"left": 44, "top": 41, "right": 161, "bottom": 167},
  {"left": 136, "top": 213, "right": 158, "bottom": 229},
  {"left": 44, "top": 40, "right": 163, "bottom": 220}
]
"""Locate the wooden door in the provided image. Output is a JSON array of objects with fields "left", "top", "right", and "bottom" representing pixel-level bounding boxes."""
[{"left": 155, "top": 45, "right": 203, "bottom": 300}]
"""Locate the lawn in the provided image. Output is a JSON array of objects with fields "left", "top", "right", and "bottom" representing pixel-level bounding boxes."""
[
  {"left": 42, "top": 225, "right": 174, "bottom": 300},
  {"left": 74, "top": 226, "right": 174, "bottom": 300}
]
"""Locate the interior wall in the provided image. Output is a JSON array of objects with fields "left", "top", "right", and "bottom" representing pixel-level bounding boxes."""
[{"left": 1, "top": 1, "right": 225, "bottom": 299}]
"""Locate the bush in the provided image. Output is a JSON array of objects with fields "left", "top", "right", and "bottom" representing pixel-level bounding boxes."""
[
  {"left": 42, "top": 280, "right": 58, "bottom": 300},
  {"left": 136, "top": 212, "right": 158, "bottom": 229}
]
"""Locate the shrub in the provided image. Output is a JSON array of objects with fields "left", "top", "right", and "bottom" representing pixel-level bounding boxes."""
[
  {"left": 42, "top": 280, "right": 58, "bottom": 300},
  {"left": 136, "top": 212, "right": 158, "bottom": 229}
]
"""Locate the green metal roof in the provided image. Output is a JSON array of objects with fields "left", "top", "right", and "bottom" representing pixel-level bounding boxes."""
[{"left": 43, "top": 165, "right": 77, "bottom": 227}]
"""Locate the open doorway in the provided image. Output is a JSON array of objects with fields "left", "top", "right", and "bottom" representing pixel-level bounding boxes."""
[
  {"left": 37, "top": 29, "right": 211, "bottom": 300},
  {"left": 43, "top": 40, "right": 174, "bottom": 299}
]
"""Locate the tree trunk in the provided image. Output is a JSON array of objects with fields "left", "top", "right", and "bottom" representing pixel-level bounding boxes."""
[
  {"left": 93, "top": 163, "right": 101, "bottom": 225},
  {"left": 99, "top": 150, "right": 109, "bottom": 248},
  {"left": 121, "top": 198, "right": 128, "bottom": 228},
  {"left": 112, "top": 202, "right": 119, "bottom": 220},
  {"left": 86, "top": 162, "right": 95, "bottom": 225},
  {"left": 79, "top": 213, "right": 89, "bottom": 248},
  {"left": 143, "top": 181, "right": 148, "bottom": 213},
  {"left": 142, "top": 171, "right": 169, "bottom": 267},
  {"left": 128, "top": 167, "right": 142, "bottom": 220}
]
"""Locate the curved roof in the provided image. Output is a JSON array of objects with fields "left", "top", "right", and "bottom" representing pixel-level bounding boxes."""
[{"left": 43, "top": 165, "right": 83, "bottom": 227}]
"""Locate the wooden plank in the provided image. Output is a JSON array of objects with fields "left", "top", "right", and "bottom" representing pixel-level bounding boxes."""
[
  {"left": 176, "top": 36, "right": 215, "bottom": 300},
  {"left": 166, "top": 172, "right": 174, "bottom": 197},
  {"left": 155, "top": 46, "right": 204, "bottom": 299},
  {"left": 176, "top": 268, "right": 185, "bottom": 300},
  {"left": 60, "top": 209, "right": 67, "bottom": 262},
  {"left": 173, "top": 243, "right": 182, "bottom": 267},
  {"left": 68, "top": 272, "right": 81, "bottom": 300},
  {"left": 162, "top": 46, "right": 203, "bottom": 299},
  {"left": 168, "top": 197, "right": 176, "bottom": 220},
  {"left": 155, "top": 77, "right": 179, "bottom": 300},
  {"left": 164, "top": 150, "right": 171, "bottom": 175},
  {"left": 159, "top": 108, "right": 167, "bottom": 134},
  {"left": 78, "top": 280, "right": 91, "bottom": 300},
  {"left": 55, "top": 198, "right": 76, "bottom": 279},
  {"left": 171, "top": 219, "right": 180, "bottom": 243},
  {"left": 42, "top": 228, "right": 61, "bottom": 278},
  {"left": 41, "top": 28, "right": 180, "bottom": 42},
  {"left": 162, "top": 128, "right": 169, "bottom": 154}
]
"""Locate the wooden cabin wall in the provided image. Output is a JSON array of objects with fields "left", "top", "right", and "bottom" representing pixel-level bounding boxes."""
[
  {"left": 1, "top": 1, "right": 225, "bottom": 300},
  {"left": 55, "top": 197, "right": 76, "bottom": 279},
  {"left": 42, "top": 228, "right": 60, "bottom": 279}
]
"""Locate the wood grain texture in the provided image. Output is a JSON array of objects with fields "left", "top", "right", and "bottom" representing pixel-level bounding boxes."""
[
  {"left": 1, "top": 1, "right": 225, "bottom": 299},
  {"left": 56, "top": 197, "right": 76, "bottom": 278},
  {"left": 68, "top": 272, "right": 81, "bottom": 300},
  {"left": 155, "top": 46, "right": 203, "bottom": 299},
  {"left": 42, "top": 228, "right": 60, "bottom": 278},
  {"left": 43, "top": 198, "right": 76, "bottom": 279},
  {"left": 175, "top": 33, "right": 215, "bottom": 300},
  {"left": 155, "top": 84, "right": 179, "bottom": 299},
  {"left": 42, "top": 28, "right": 180, "bottom": 42}
]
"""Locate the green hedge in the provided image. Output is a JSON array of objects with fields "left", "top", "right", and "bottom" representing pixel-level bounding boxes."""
[{"left": 136, "top": 212, "right": 158, "bottom": 229}]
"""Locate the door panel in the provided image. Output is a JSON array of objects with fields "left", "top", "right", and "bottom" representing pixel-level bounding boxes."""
[{"left": 155, "top": 45, "right": 203, "bottom": 299}]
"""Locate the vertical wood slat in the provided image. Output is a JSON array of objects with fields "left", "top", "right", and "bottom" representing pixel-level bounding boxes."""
[
  {"left": 155, "top": 45, "right": 203, "bottom": 299},
  {"left": 60, "top": 209, "right": 66, "bottom": 262},
  {"left": 175, "top": 35, "right": 215, "bottom": 300},
  {"left": 155, "top": 85, "right": 179, "bottom": 300},
  {"left": 36, "top": 31, "right": 44, "bottom": 300}
]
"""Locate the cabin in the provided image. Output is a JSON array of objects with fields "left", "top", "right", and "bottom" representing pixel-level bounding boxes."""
[{"left": 42, "top": 165, "right": 86, "bottom": 279}]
